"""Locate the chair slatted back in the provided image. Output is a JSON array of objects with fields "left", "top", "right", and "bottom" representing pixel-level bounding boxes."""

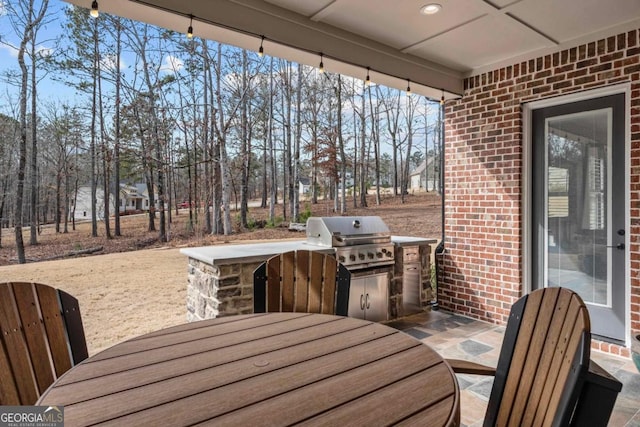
[
  {"left": 485, "top": 287, "right": 591, "bottom": 427},
  {"left": 254, "top": 250, "right": 351, "bottom": 316},
  {"left": 0, "top": 282, "right": 88, "bottom": 405}
]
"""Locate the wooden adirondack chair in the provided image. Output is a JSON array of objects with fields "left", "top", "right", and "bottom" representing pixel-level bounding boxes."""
[
  {"left": 448, "top": 287, "right": 622, "bottom": 427},
  {"left": 253, "top": 250, "right": 351, "bottom": 316},
  {"left": 0, "top": 282, "right": 88, "bottom": 405}
]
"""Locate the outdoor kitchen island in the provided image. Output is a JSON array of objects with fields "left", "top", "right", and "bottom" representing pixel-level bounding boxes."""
[{"left": 182, "top": 217, "right": 436, "bottom": 323}]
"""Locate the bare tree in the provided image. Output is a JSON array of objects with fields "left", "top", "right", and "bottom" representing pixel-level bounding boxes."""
[
  {"left": 6, "top": 0, "right": 49, "bottom": 263},
  {"left": 400, "top": 93, "right": 418, "bottom": 202},
  {"left": 125, "top": 23, "right": 169, "bottom": 241},
  {"left": 368, "top": 84, "right": 381, "bottom": 205},
  {"left": 0, "top": 111, "right": 20, "bottom": 247}
]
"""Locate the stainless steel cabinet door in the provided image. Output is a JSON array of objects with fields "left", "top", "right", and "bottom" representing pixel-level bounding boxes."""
[
  {"left": 364, "top": 273, "right": 388, "bottom": 321},
  {"left": 348, "top": 276, "right": 366, "bottom": 319},
  {"left": 347, "top": 274, "right": 388, "bottom": 321}
]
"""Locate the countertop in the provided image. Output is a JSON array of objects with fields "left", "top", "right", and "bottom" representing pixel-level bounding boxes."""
[{"left": 181, "top": 236, "right": 438, "bottom": 266}]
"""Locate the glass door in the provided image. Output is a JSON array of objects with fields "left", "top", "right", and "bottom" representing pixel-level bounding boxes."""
[{"left": 532, "top": 94, "right": 625, "bottom": 343}]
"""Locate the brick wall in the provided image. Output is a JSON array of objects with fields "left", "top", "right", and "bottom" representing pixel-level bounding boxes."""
[{"left": 440, "top": 27, "right": 640, "bottom": 343}]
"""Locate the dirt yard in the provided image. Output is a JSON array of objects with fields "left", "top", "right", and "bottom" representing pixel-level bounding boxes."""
[{"left": 0, "top": 193, "right": 441, "bottom": 355}]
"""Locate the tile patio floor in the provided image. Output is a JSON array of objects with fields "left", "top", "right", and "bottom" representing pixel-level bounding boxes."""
[{"left": 385, "top": 310, "right": 640, "bottom": 427}]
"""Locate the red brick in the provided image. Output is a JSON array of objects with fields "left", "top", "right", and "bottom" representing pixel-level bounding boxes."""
[
  {"left": 443, "top": 27, "right": 640, "bottom": 359},
  {"left": 629, "top": 30, "right": 638, "bottom": 47}
]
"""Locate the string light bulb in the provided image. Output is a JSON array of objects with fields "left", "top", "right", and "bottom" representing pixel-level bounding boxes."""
[
  {"left": 406, "top": 79, "right": 411, "bottom": 94},
  {"left": 258, "top": 36, "right": 264, "bottom": 57},
  {"left": 365, "top": 67, "right": 371, "bottom": 86},
  {"left": 90, "top": 0, "right": 99, "bottom": 18},
  {"left": 440, "top": 89, "right": 445, "bottom": 105},
  {"left": 187, "top": 15, "right": 194, "bottom": 39},
  {"left": 319, "top": 53, "right": 324, "bottom": 73}
]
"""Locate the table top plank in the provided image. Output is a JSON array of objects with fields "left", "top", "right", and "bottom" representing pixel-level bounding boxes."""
[
  {"left": 88, "top": 312, "right": 319, "bottom": 361},
  {"left": 37, "top": 313, "right": 459, "bottom": 427},
  {"left": 54, "top": 313, "right": 349, "bottom": 384},
  {"left": 294, "top": 362, "right": 457, "bottom": 426},
  {"left": 393, "top": 396, "right": 459, "bottom": 427},
  {"left": 206, "top": 346, "right": 445, "bottom": 426},
  {"left": 42, "top": 321, "right": 397, "bottom": 406}
]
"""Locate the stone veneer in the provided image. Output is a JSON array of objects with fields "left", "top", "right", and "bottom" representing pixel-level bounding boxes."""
[
  {"left": 186, "top": 242, "right": 434, "bottom": 322},
  {"left": 187, "top": 258, "right": 260, "bottom": 321}
]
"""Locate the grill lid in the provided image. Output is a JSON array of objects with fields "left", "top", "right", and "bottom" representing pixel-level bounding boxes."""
[{"left": 306, "top": 216, "right": 391, "bottom": 247}]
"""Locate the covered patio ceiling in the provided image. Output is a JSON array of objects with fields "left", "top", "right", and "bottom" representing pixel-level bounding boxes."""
[{"left": 67, "top": 0, "right": 640, "bottom": 101}]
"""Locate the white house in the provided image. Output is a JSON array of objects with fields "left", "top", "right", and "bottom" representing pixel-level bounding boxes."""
[
  {"left": 409, "top": 157, "right": 439, "bottom": 191},
  {"left": 298, "top": 177, "right": 311, "bottom": 196},
  {"left": 71, "top": 183, "right": 157, "bottom": 220},
  {"left": 71, "top": 186, "right": 108, "bottom": 220}
]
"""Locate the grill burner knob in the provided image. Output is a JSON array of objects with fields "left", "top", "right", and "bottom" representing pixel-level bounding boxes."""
[
  {"left": 376, "top": 252, "right": 383, "bottom": 258},
  {"left": 358, "top": 253, "right": 365, "bottom": 260},
  {"left": 368, "top": 252, "right": 374, "bottom": 259},
  {"left": 386, "top": 251, "right": 393, "bottom": 257},
  {"left": 338, "top": 255, "right": 345, "bottom": 262},
  {"left": 349, "top": 254, "right": 356, "bottom": 262}
]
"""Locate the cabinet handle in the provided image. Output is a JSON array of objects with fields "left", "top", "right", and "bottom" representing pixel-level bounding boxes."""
[
  {"left": 360, "top": 294, "right": 365, "bottom": 310},
  {"left": 365, "top": 293, "right": 370, "bottom": 309}
]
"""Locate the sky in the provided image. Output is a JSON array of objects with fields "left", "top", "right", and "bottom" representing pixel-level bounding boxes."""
[
  {"left": 0, "top": 0, "right": 73, "bottom": 108},
  {"left": 0, "top": 0, "right": 183, "bottom": 113}
]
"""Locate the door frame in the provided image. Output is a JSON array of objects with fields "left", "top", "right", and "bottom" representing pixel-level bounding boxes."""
[{"left": 522, "top": 83, "right": 631, "bottom": 347}]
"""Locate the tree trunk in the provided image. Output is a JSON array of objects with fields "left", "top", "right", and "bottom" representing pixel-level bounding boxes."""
[
  {"left": 337, "top": 75, "right": 346, "bottom": 214},
  {"left": 29, "top": 34, "right": 38, "bottom": 245},
  {"left": 293, "top": 63, "right": 302, "bottom": 221},
  {"left": 268, "top": 57, "right": 276, "bottom": 223},
  {"left": 240, "top": 50, "right": 249, "bottom": 228},
  {"left": 97, "top": 42, "right": 112, "bottom": 239},
  {"left": 113, "top": 19, "right": 122, "bottom": 236},
  {"left": 90, "top": 17, "right": 98, "bottom": 237},
  {"left": 370, "top": 87, "right": 381, "bottom": 205},
  {"left": 14, "top": 4, "right": 33, "bottom": 263}
]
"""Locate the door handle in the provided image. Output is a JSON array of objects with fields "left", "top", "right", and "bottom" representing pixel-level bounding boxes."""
[
  {"left": 360, "top": 294, "right": 365, "bottom": 310},
  {"left": 365, "top": 293, "right": 370, "bottom": 309},
  {"left": 607, "top": 243, "right": 625, "bottom": 250}
]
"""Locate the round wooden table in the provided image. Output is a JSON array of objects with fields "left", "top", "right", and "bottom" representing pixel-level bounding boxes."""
[{"left": 38, "top": 313, "right": 460, "bottom": 426}]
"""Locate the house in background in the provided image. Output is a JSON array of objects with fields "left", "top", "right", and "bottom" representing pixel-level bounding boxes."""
[
  {"left": 117, "top": 183, "right": 157, "bottom": 213},
  {"left": 409, "top": 157, "right": 439, "bottom": 192},
  {"left": 298, "top": 177, "right": 311, "bottom": 196},
  {"left": 337, "top": 171, "right": 354, "bottom": 191},
  {"left": 71, "top": 186, "right": 107, "bottom": 221},
  {"left": 72, "top": 183, "right": 157, "bottom": 220}
]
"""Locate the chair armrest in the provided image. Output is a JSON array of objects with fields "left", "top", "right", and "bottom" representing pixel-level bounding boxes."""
[
  {"left": 446, "top": 358, "right": 497, "bottom": 376},
  {"left": 570, "top": 358, "right": 623, "bottom": 426},
  {"left": 587, "top": 359, "right": 623, "bottom": 392}
]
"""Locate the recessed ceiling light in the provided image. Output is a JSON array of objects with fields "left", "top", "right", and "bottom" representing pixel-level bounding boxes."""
[{"left": 420, "top": 3, "right": 442, "bottom": 15}]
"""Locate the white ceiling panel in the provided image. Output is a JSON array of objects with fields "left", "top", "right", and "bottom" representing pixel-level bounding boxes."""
[
  {"left": 506, "top": 0, "right": 640, "bottom": 43},
  {"left": 411, "top": 13, "right": 552, "bottom": 71},
  {"left": 262, "top": 0, "right": 334, "bottom": 18},
  {"left": 302, "top": 0, "right": 490, "bottom": 50}
]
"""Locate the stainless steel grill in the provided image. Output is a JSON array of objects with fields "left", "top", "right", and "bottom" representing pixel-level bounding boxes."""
[{"left": 306, "top": 216, "right": 395, "bottom": 270}]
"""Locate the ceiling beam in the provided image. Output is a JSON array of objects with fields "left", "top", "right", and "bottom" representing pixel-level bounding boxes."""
[{"left": 66, "top": 0, "right": 464, "bottom": 99}]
